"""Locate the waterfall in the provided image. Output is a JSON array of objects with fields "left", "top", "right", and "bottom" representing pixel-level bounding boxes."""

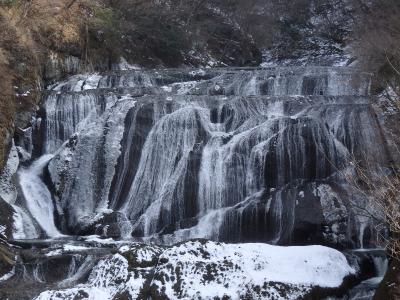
[
  {"left": 373, "top": 255, "right": 388, "bottom": 278},
  {"left": 121, "top": 107, "right": 210, "bottom": 235},
  {"left": 44, "top": 92, "right": 104, "bottom": 153},
  {"left": 18, "top": 67, "right": 388, "bottom": 247},
  {"left": 12, "top": 205, "right": 39, "bottom": 239},
  {"left": 19, "top": 155, "right": 63, "bottom": 238}
]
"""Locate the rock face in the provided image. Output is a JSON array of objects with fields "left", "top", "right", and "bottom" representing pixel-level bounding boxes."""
[
  {"left": 30, "top": 240, "right": 356, "bottom": 300},
  {"left": 7, "top": 67, "right": 386, "bottom": 250}
]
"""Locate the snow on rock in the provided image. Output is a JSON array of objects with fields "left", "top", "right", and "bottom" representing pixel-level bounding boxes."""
[
  {"left": 34, "top": 240, "right": 355, "bottom": 300},
  {"left": 83, "top": 235, "right": 118, "bottom": 245},
  {"left": 35, "top": 288, "right": 110, "bottom": 300},
  {"left": 0, "top": 142, "right": 19, "bottom": 204},
  {"left": 150, "top": 240, "right": 356, "bottom": 299},
  {"left": 0, "top": 225, "right": 6, "bottom": 237},
  {"left": 0, "top": 266, "right": 15, "bottom": 283},
  {"left": 82, "top": 74, "right": 102, "bottom": 90},
  {"left": 118, "top": 243, "right": 163, "bottom": 267},
  {"left": 50, "top": 74, "right": 102, "bottom": 92},
  {"left": 318, "top": 184, "right": 349, "bottom": 245},
  {"left": 35, "top": 244, "right": 161, "bottom": 300},
  {"left": 62, "top": 244, "right": 91, "bottom": 253},
  {"left": 35, "top": 254, "right": 134, "bottom": 300}
]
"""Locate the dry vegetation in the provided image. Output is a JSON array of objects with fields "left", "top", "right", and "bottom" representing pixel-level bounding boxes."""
[
  {"left": 0, "top": 4, "right": 37, "bottom": 171},
  {"left": 0, "top": 0, "right": 103, "bottom": 170},
  {"left": 353, "top": 162, "right": 400, "bottom": 299},
  {"left": 347, "top": 163, "right": 400, "bottom": 257}
]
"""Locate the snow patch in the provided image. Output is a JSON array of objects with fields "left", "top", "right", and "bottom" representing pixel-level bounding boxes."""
[
  {"left": 0, "top": 142, "right": 19, "bottom": 204},
  {"left": 34, "top": 240, "right": 355, "bottom": 300},
  {"left": 153, "top": 241, "right": 355, "bottom": 300}
]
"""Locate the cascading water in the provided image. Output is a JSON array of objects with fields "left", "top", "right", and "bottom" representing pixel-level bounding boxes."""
[
  {"left": 14, "top": 66, "right": 384, "bottom": 250},
  {"left": 18, "top": 154, "right": 63, "bottom": 238},
  {"left": 7, "top": 67, "right": 388, "bottom": 249},
  {"left": 0, "top": 66, "right": 392, "bottom": 300}
]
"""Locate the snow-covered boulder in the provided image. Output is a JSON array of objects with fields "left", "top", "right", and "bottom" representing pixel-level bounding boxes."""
[
  {"left": 150, "top": 240, "right": 356, "bottom": 299},
  {"left": 34, "top": 240, "right": 356, "bottom": 300}
]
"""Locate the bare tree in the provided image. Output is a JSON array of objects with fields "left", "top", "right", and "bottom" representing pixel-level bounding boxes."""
[
  {"left": 350, "top": 2, "right": 400, "bottom": 257},
  {"left": 346, "top": 161, "right": 400, "bottom": 257}
]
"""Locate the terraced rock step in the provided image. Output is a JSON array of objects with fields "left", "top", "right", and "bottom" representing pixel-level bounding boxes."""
[{"left": 51, "top": 67, "right": 371, "bottom": 97}]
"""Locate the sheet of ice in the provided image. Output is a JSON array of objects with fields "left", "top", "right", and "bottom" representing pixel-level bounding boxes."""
[
  {"left": 12, "top": 205, "right": 39, "bottom": 239},
  {"left": 47, "top": 96, "right": 137, "bottom": 230}
]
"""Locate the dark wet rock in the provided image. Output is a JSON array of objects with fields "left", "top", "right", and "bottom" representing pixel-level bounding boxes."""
[{"left": 374, "top": 258, "right": 400, "bottom": 300}]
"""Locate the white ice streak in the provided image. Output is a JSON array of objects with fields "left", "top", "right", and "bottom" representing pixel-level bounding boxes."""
[{"left": 19, "top": 155, "right": 63, "bottom": 238}]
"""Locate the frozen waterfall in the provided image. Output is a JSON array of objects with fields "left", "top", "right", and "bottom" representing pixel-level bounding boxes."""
[
  {"left": 12, "top": 67, "right": 389, "bottom": 248},
  {"left": 19, "top": 155, "right": 63, "bottom": 238}
]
